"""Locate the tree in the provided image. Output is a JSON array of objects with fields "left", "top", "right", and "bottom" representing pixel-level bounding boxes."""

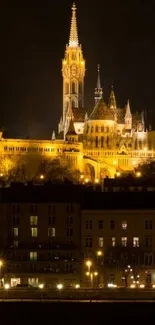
[{"left": 137, "top": 158, "right": 155, "bottom": 178}]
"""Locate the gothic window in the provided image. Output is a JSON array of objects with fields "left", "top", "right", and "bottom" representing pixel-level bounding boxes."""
[
  {"left": 95, "top": 125, "right": 99, "bottom": 133},
  {"left": 96, "top": 136, "right": 98, "bottom": 148},
  {"left": 101, "top": 136, "right": 104, "bottom": 148},
  {"left": 72, "top": 52, "right": 76, "bottom": 60},
  {"left": 101, "top": 126, "right": 104, "bottom": 132},
  {"left": 65, "top": 82, "right": 69, "bottom": 94},
  {"left": 107, "top": 136, "right": 109, "bottom": 147},
  {"left": 139, "top": 140, "right": 142, "bottom": 149},
  {"left": 91, "top": 126, "right": 94, "bottom": 133},
  {"left": 107, "top": 127, "right": 109, "bottom": 133},
  {"left": 71, "top": 81, "right": 76, "bottom": 93},
  {"left": 71, "top": 100, "right": 76, "bottom": 108},
  {"left": 79, "top": 82, "right": 82, "bottom": 94}
]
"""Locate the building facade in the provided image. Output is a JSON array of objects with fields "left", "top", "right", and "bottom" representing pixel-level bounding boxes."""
[
  {"left": 0, "top": 185, "right": 155, "bottom": 288},
  {"left": 1, "top": 4, "right": 155, "bottom": 182}
]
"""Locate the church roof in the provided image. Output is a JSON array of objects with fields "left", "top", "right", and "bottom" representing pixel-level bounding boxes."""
[
  {"left": 72, "top": 107, "right": 92, "bottom": 122},
  {"left": 89, "top": 99, "right": 114, "bottom": 121},
  {"left": 66, "top": 118, "right": 77, "bottom": 135},
  {"left": 115, "top": 108, "right": 125, "bottom": 124}
]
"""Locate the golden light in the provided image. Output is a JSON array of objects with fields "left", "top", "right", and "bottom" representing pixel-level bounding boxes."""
[
  {"left": 4, "top": 283, "right": 10, "bottom": 290},
  {"left": 63, "top": 60, "right": 66, "bottom": 65},
  {"left": 116, "top": 171, "right": 120, "bottom": 177},
  {"left": 57, "top": 283, "right": 63, "bottom": 290},
  {"left": 130, "top": 284, "right": 135, "bottom": 288},
  {"left": 86, "top": 272, "right": 90, "bottom": 276},
  {"left": 75, "top": 284, "right": 80, "bottom": 289},
  {"left": 136, "top": 171, "right": 141, "bottom": 177},
  {"left": 85, "top": 178, "right": 89, "bottom": 183},
  {"left": 80, "top": 174, "right": 84, "bottom": 179},
  {"left": 86, "top": 260, "right": 92, "bottom": 268},
  {"left": 39, "top": 284, "right": 44, "bottom": 289},
  {"left": 139, "top": 284, "right": 145, "bottom": 288},
  {"left": 81, "top": 61, "right": 84, "bottom": 65},
  {"left": 94, "top": 272, "right": 98, "bottom": 276},
  {"left": 0, "top": 173, "right": 3, "bottom": 177},
  {"left": 40, "top": 174, "right": 44, "bottom": 180},
  {"left": 132, "top": 161, "right": 136, "bottom": 165},
  {"left": 113, "top": 160, "right": 117, "bottom": 165},
  {"left": 95, "top": 178, "right": 99, "bottom": 183},
  {"left": 97, "top": 250, "right": 102, "bottom": 256},
  {"left": 144, "top": 147, "right": 147, "bottom": 151},
  {"left": 0, "top": 260, "right": 3, "bottom": 267}
]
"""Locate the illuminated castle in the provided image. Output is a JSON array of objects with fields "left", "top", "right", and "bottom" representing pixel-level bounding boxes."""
[{"left": 0, "top": 3, "right": 155, "bottom": 181}]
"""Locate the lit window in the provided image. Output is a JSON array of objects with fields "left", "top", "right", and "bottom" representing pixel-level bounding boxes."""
[
  {"left": 121, "top": 237, "right": 127, "bottom": 247},
  {"left": 13, "top": 228, "right": 18, "bottom": 237},
  {"left": 122, "top": 221, "right": 127, "bottom": 230},
  {"left": 30, "top": 216, "right": 38, "bottom": 226},
  {"left": 48, "top": 227, "right": 56, "bottom": 237},
  {"left": 133, "top": 237, "right": 139, "bottom": 247},
  {"left": 98, "top": 237, "right": 104, "bottom": 248},
  {"left": 31, "top": 228, "right": 38, "bottom": 237},
  {"left": 30, "top": 252, "right": 37, "bottom": 261},
  {"left": 111, "top": 237, "right": 116, "bottom": 247}
]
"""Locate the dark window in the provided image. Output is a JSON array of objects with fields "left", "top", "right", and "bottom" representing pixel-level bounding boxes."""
[
  {"left": 48, "top": 216, "right": 56, "bottom": 225},
  {"left": 12, "top": 205, "right": 20, "bottom": 213},
  {"left": 67, "top": 216, "right": 73, "bottom": 226},
  {"left": 85, "top": 237, "right": 92, "bottom": 248},
  {"left": 145, "top": 237, "right": 152, "bottom": 247},
  {"left": 67, "top": 227, "right": 73, "bottom": 237},
  {"left": 85, "top": 220, "right": 92, "bottom": 230},
  {"left": 48, "top": 205, "right": 55, "bottom": 214},
  {"left": 110, "top": 220, "right": 115, "bottom": 230},
  {"left": 66, "top": 204, "right": 73, "bottom": 213},
  {"left": 30, "top": 205, "right": 37, "bottom": 213},
  {"left": 12, "top": 216, "right": 19, "bottom": 225},
  {"left": 145, "top": 220, "right": 152, "bottom": 230},
  {"left": 98, "top": 220, "right": 103, "bottom": 230}
]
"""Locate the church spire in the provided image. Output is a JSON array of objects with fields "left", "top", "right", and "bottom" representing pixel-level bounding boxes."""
[
  {"left": 108, "top": 85, "right": 117, "bottom": 109},
  {"left": 69, "top": 3, "right": 79, "bottom": 48},
  {"left": 94, "top": 64, "right": 103, "bottom": 105}
]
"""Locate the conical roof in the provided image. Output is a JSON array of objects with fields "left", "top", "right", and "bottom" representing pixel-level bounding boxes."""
[
  {"left": 89, "top": 98, "right": 114, "bottom": 121},
  {"left": 66, "top": 119, "right": 77, "bottom": 135},
  {"left": 108, "top": 88, "right": 117, "bottom": 109}
]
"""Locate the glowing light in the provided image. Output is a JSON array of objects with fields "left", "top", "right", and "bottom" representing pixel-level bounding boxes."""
[
  {"left": 81, "top": 61, "right": 84, "bottom": 65},
  {"left": 85, "top": 178, "right": 89, "bottom": 183},
  {"left": 132, "top": 161, "right": 136, "bottom": 165},
  {"left": 139, "top": 284, "right": 145, "bottom": 288},
  {"left": 0, "top": 260, "right": 3, "bottom": 267},
  {"left": 40, "top": 174, "right": 44, "bottom": 180},
  {"left": 80, "top": 174, "right": 84, "bottom": 179},
  {"left": 0, "top": 173, "right": 3, "bottom": 177},
  {"left": 152, "top": 284, "right": 155, "bottom": 288},
  {"left": 130, "top": 284, "right": 135, "bottom": 288},
  {"left": 86, "top": 260, "right": 92, "bottom": 268},
  {"left": 95, "top": 178, "right": 99, "bottom": 183},
  {"left": 136, "top": 171, "right": 141, "bottom": 177},
  {"left": 4, "top": 283, "right": 10, "bottom": 290},
  {"left": 116, "top": 172, "right": 120, "bottom": 177},
  {"left": 39, "top": 284, "right": 44, "bottom": 289},
  {"left": 75, "top": 284, "right": 80, "bottom": 289},
  {"left": 107, "top": 283, "right": 117, "bottom": 288},
  {"left": 97, "top": 250, "right": 102, "bottom": 256},
  {"left": 113, "top": 160, "right": 117, "bottom": 165},
  {"left": 86, "top": 272, "right": 90, "bottom": 276},
  {"left": 57, "top": 283, "right": 63, "bottom": 290},
  {"left": 144, "top": 147, "right": 147, "bottom": 151},
  {"left": 94, "top": 272, "right": 98, "bottom": 276}
]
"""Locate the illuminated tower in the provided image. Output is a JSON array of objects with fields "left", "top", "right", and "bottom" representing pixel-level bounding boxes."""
[
  {"left": 62, "top": 3, "right": 85, "bottom": 124},
  {"left": 108, "top": 86, "right": 117, "bottom": 109},
  {"left": 94, "top": 64, "right": 103, "bottom": 105}
]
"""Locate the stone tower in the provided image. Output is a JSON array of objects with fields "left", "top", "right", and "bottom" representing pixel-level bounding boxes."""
[{"left": 62, "top": 3, "right": 85, "bottom": 124}]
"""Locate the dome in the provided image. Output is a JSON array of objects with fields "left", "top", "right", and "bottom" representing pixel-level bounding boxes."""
[{"left": 89, "top": 98, "right": 114, "bottom": 121}]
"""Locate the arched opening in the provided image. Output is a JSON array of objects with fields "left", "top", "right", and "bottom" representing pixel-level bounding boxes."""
[
  {"left": 71, "top": 100, "right": 76, "bottom": 108},
  {"left": 71, "top": 81, "right": 76, "bottom": 93},
  {"left": 84, "top": 163, "right": 95, "bottom": 182}
]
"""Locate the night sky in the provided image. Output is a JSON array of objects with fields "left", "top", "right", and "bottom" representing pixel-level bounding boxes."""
[{"left": 0, "top": 0, "right": 154, "bottom": 139}]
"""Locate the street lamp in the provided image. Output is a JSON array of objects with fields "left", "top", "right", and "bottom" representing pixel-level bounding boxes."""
[
  {"left": 97, "top": 251, "right": 102, "bottom": 257},
  {"left": 85, "top": 260, "right": 92, "bottom": 272},
  {"left": 39, "top": 174, "right": 44, "bottom": 180}
]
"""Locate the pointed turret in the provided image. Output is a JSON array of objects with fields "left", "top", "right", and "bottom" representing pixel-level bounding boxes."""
[
  {"left": 65, "top": 118, "right": 78, "bottom": 142},
  {"left": 108, "top": 86, "right": 117, "bottom": 109},
  {"left": 69, "top": 3, "right": 78, "bottom": 48},
  {"left": 52, "top": 130, "right": 56, "bottom": 140},
  {"left": 125, "top": 99, "right": 132, "bottom": 129},
  {"left": 141, "top": 110, "right": 145, "bottom": 131},
  {"left": 94, "top": 64, "right": 103, "bottom": 105}
]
